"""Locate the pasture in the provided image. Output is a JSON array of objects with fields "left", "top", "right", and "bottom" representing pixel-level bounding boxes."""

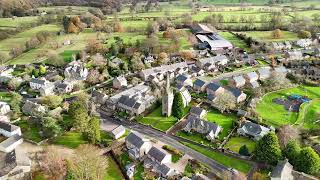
[{"left": 243, "top": 31, "right": 299, "bottom": 42}]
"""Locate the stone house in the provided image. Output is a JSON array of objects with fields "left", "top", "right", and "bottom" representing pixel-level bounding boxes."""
[
  {"left": 176, "top": 74, "right": 193, "bottom": 87},
  {"left": 125, "top": 132, "right": 152, "bottom": 160},
  {"left": 206, "top": 83, "right": 225, "bottom": 96},
  {"left": 189, "top": 106, "right": 207, "bottom": 119},
  {"left": 193, "top": 79, "right": 208, "bottom": 92},
  {"left": 0, "top": 102, "right": 10, "bottom": 115},
  {"left": 237, "top": 121, "right": 271, "bottom": 141},
  {"left": 230, "top": 76, "right": 246, "bottom": 88},
  {"left": 113, "top": 76, "right": 127, "bottom": 89},
  {"left": 111, "top": 125, "right": 126, "bottom": 139},
  {"left": 270, "top": 159, "right": 294, "bottom": 180},
  {"left": 228, "top": 88, "right": 247, "bottom": 103}
]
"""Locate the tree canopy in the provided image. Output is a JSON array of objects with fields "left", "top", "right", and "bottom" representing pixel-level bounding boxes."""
[
  {"left": 172, "top": 92, "right": 184, "bottom": 119},
  {"left": 255, "top": 132, "right": 282, "bottom": 165}
]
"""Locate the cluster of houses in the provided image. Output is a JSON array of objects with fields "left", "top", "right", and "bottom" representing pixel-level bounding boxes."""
[
  {"left": 125, "top": 131, "right": 180, "bottom": 178},
  {"left": 286, "top": 60, "right": 320, "bottom": 82},
  {"left": 0, "top": 120, "right": 31, "bottom": 179},
  {"left": 28, "top": 61, "right": 88, "bottom": 96}
]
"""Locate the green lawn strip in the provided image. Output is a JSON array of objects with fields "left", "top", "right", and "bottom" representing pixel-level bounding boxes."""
[
  {"left": 205, "top": 110, "right": 236, "bottom": 140},
  {"left": 104, "top": 155, "right": 125, "bottom": 180},
  {"left": 301, "top": 99, "right": 320, "bottom": 130},
  {"left": 14, "top": 120, "right": 43, "bottom": 143},
  {"left": 256, "top": 86, "right": 320, "bottom": 127},
  {"left": 224, "top": 137, "right": 256, "bottom": 154},
  {"left": 182, "top": 142, "right": 252, "bottom": 173},
  {"left": 119, "top": 151, "right": 132, "bottom": 167},
  {"left": 52, "top": 132, "right": 88, "bottom": 148}
]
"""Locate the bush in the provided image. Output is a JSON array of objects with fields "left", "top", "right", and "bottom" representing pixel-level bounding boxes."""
[{"left": 239, "top": 145, "right": 250, "bottom": 156}]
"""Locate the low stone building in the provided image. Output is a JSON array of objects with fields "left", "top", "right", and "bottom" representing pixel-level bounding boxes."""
[
  {"left": 270, "top": 159, "right": 294, "bottom": 180},
  {"left": 237, "top": 121, "right": 271, "bottom": 141},
  {"left": 125, "top": 132, "right": 152, "bottom": 160},
  {"left": 113, "top": 76, "right": 127, "bottom": 89}
]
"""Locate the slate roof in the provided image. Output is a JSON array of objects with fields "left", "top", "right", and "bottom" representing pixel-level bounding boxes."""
[
  {"left": 30, "top": 78, "right": 46, "bottom": 85},
  {"left": 258, "top": 67, "right": 271, "bottom": 78},
  {"left": 176, "top": 74, "right": 188, "bottom": 82},
  {"left": 126, "top": 132, "right": 147, "bottom": 149},
  {"left": 240, "top": 121, "right": 270, "bottom": 137},
  {"left": 270, "top": 159, "right": 293, "bottom": 179},
  {"left": 184, "top": 115, "right": 221, "bottom": 136},
  {"left": 206, "top": 83, "right": 221, "bottom": 92},
  {"left": 147, "top": 146, "right": 169, "bottom": 163},
  {"left": 246, "top": 72, "right": 259, "bottom": 81},
  {"left": 0, "top": 121, "right": 19, "bottom": 133},
  {"left": 190, "top": 107, "right": 205, "bottom": 117},
  {"left": 250, "top": 81, "right": 260, "bottom": 88},
  {"left": 194, "top": 79, "right": 206, "bottom": 87},
  {"left": 228, "top": 88, "right": 243, "bottom": 98},
  {"left": 157, "top": 163, "right": 172, "bottom": 176},
  {"left": 111, "top": 125, "right": 125, "bottom": 136}
]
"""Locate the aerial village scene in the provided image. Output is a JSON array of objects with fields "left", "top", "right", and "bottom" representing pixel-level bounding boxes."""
[{"left": 0, "top": 0, "right": 320, "bottom": 179}]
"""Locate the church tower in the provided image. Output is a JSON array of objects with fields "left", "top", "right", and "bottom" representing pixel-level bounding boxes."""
[{"left": 162, "top": 73, "right": 174, "bottom": 117}]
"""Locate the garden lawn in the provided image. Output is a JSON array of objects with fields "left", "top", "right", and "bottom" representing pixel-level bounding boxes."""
[
  {"left": 119, "top": 152, "right": 132, "bottom": 167},
  {"left": 139, "top": 106, "right": 190, "bottom": 131},
  {"left": 219, "top": 32, "right": 249, "bottom": 51},
  {"left": 0, "top": 92, "right": 12, "bottom": 103},
  {"left": 52, "top": 132, "right": 88, "bottom": 148},
  {"left": 133, "top": 163, "right": 144, "bottom": 180},
  {"left": 14, "top": 120, "right": 43, "bottom": 143},
  {"left": 183, "top": 142, "right": 252, "bottom": 173},
  {"left": 205, "top": 110, "right": 236, "bottom": 140},
  {"left": 225, "top": 137, "right": 256, "bottom": 154},
  {"left": 256, "top": 86, "right": 320, "bottom": 127},
  {"left": 244, "top": 31, "right": 299, "bottom": 42},
  {"left": 176, "top": 131, "right": 213, "bottom": 147},
  {"left": 104, "top": 156, "right": 124, "bottom": 180}
]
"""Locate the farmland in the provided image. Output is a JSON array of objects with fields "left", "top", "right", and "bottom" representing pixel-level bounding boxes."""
[{"left": 243, "top": 31, "right": 299, "bottom": 42}]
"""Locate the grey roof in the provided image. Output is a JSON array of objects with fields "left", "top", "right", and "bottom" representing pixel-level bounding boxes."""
[
  {"left": 241, "top": 121, "right": 262, "bottom": 135},
  {"left": 126, "top": 132, "right": 147, "bottom": 149},
  {"left": 176, "top": 74, "right": 188, "bottom": 82},
  {"left": 190, "top": 107, "right": 205, "bottom": 117},
  {"left": 206, "top": 83, "right": 221, "bottom": 92},
  {"left": 228, "top": 88, "right": 243, "bottom": 98},
  {"left": 0, "top": 134, "right": 22, "bottom": 149},
  {"left": 30, "top": 78, "right": 46, "bottom": 85},
  {"left": 270, "top": 159, "right": 293, "bottom": 179},
  {"left": 112, "top": 125, "right": 125, "bottom": 136},
  {"left": 246, "top": 72, "right": 259, "bottom": 80},
  {"left": 147, "top": 146, "right": 169, "bottom": 163},
  {"left": 0, "top": 121, "right": 19, "bottom": 133},
  {"left": 194, "top": 79, "right": 206, "bottom": 87},
  {"left": 0, "top": 150, "right": 16, "bottom": 175},
  {"left": 157, "top": 163, "right": 172, "bottom": 176},
  {"left": 185, "top": 115, "right": 221, "bottom": 135},
  {"left": 207, "top": 94, "right": 216, "bottom": 101},
  {"left": 233, "top": 76, "right": 245, "bottom": 85},
  {"left": 258, "top": 67, "right": 271, "bottom": 77}
]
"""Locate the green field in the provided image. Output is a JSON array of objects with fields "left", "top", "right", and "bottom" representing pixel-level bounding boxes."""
[
  {"left": 205, "top": 110, "right": 236, "bottom": 140},
  {"left": 52, "top": 132, "right": 88, "bottom": 148},
  {"left": 0, "top": 16, "right": 39, "bottom": 30},
  {"left": 105, "top": 156, "right": 124, "bottom": 180},
  {"left": 183, "top": 142, "right": 252, "bottom": 173},
  {"left": 298, "top": 99, "right": 320, "bottom": 130},
  {"left": 225, "top": 137, "right": 256, "bottom": 154},
  {"left": 0, "top": 24, "right": 60, "bottom": 54},
  {"left": 60, "top": 50, "right": 81, "bottom": 62},
  {"left": 177, "top": 131, "right": 213, "bottom": 146},
  {"left": 243, "top": 31, "right": 299, "bottom": 42},
  {"left": 219, "top": 31, "right": 249, "bottom": 51},
  {"left": 256, "top": 86, "right": 320, "bottom": 128}
]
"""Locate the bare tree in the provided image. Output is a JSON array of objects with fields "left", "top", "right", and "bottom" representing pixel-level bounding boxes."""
[
  {"left": 277, "top": 125, "right": 300, "bottom": 148},
  {"left": 40, "top": 146, "right": 67, "bottom": 179},
  {"left": 213, "top": 92, "right": 236, "bottom": 113},
  {"left": 69, "top": 145, "right": 108, "bottom": 180}
]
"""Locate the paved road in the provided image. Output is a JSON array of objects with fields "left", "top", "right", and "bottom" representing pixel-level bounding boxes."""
[{"left": 99, "top": 111, "right": 233, "bottom": 179}]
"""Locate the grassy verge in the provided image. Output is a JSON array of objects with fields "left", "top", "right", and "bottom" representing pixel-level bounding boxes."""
[
  {"left": 104, "top": 155, "right": 125, "bottom": 180},
  {"left": 183, "top": 142, "right": 252, "bottom": 173}
]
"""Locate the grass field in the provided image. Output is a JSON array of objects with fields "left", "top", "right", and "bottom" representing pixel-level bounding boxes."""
[
  {"left": 7, "top": 28, "right": 98, "bottom": 64},
  {"left": 219, "top": 31, "right": 249, "bottom": 51},
  {"left": 299, "top": 99, "right": 320, "bottom": 130},
  {"left": 243, "top": 31, "right": 299, "bottom": 42},
  {"left": 105, "top": 156, "right": 124, "bottom": 180},
  {"left": 183, "top": 142, "right": 252, "bottom": 173},
  {"left": 225, "top": 137, "right": 256, "bottom": 154},
  {"left": 256, "top": 86, "right": 320, "bottom": 128},
  {"left": 138, "top": 106, "right": 190, "bottom": 131},
  {"left": 0, "top": 24, "right": 60, "bottom": 55},
  {"left": 205, "top": 110, "right": 236, "bottom": 140},
  {"left": 177, "top": 131, "right": 213, "bottom": 146},
  {"left": 52, "top": 132, "right": 88, "bottom": 148},
  {"left": 60, "top": 50, "right": 81, "bottom": 62},
  {"left": 0, "top": 16, "right": 39, "bottom": 30}
]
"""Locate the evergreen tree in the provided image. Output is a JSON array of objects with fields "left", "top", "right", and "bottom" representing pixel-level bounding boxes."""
[
  {"left": 283, "top": 140, "right": 300, "bottom": 167},
  {"left": 255, "top": 132, "right": 282, "bottom": 165},
  {"left": 68, "top": 101, "right": 89, "bottom": 132},
  {"left": 41, "top": 117, "right": 61, "bottom": 138},
  {"left": 172, "top": 92, "right": 184, "bottom": 119},
  {"left": 239, "top": 145, "right": 250, "bottom": 156},
  {"left": 85, "top": 117, "right": 101, "bottom": 144},
  {"left": 297, "top": 147, "right": 320, "bottom": 175}
]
